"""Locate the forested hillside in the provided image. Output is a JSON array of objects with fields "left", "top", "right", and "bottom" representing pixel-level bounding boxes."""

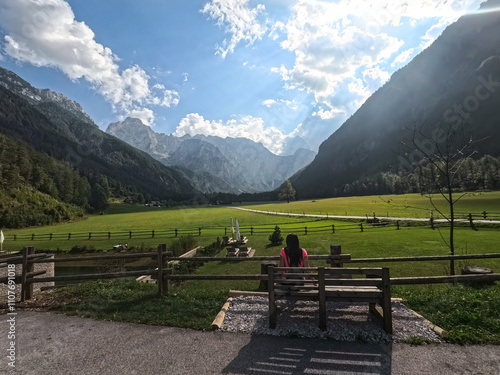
[
  {"left": 0, "top": 74, "right": 204, "bottom": 228},
  {"left": 340, "top": 155, "right": 500, "bottom": 197}
]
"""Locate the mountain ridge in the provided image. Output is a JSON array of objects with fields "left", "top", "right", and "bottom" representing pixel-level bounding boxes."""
[
  {"left": 0, "top": 68, "right": 203, "bottom": 210},
  {"left": 291, "top": 0, "right": 500, "bottom": 198},
  {"left": 106, "top": 118, "right": 316, "bottom": 193}
]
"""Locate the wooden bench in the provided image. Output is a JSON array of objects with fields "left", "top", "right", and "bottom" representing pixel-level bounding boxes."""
[{"left": 267, "top": 266, "right": 392, "bottom": 334}]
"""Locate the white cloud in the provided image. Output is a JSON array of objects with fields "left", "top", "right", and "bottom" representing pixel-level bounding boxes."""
[
  {"left": 201, "top": 0, "right": 266, "bottom": 58},
  {"left": 268, "top": 21, "right": 285, "bottom": 40},
  {"left": 312, "top": 107, "right": 344, "bottom": 120},
  {"left": 392, "top": 48, "right": 414, "bottom": 66},
  {"left": 263, "top": 98, "right": 297, "bottom": 110},
  {"left": 268, "top": 0, "right": 485, "bottom": 130},
  {"left": 174, "top": 113, "right": 304, "bottom": 154},
  {"left": 0, "top": 0, "right": 179, "bottom": 124},
  {"left": 262, "top": 99, "right": 276, "bottom": 107},
  {"left": 276, "top": 0, "right": 404, "bottom": 107},
  {"left": 125, "top": 107, "right": 155, "bottom": 126}
]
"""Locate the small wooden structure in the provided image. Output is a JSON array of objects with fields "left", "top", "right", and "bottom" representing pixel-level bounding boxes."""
[{"left": 267, "top": 266, "right": 392, "bottom": 334}]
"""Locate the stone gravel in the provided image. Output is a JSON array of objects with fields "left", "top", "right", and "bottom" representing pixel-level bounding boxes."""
[{"left": 219, "top": 296, "right": 443, "bottom": 343}]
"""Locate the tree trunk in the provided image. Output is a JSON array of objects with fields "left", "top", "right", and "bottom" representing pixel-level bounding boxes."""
[{"left": 449, "top": 189, "right": 455, "bottom": 276}]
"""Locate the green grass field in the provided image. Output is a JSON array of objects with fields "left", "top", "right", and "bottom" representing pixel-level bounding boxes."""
[
  {"left": 242, "top": 191, "right": 500, "bottom": 219},
  {"left": 3, "top": 191, "right": 499, "bottom": 253},
  {"left": 4, "top": 192, "right": 500, "bottom": 344}
]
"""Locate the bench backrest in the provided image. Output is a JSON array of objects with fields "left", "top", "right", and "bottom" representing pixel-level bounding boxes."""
[{"left": 269, "top": 267, "right": 389, "bottom": 289}]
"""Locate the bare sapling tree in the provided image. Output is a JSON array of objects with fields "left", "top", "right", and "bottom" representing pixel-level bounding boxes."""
[{"left": 399, "top": 120, "right": 478, "bottom": 275}]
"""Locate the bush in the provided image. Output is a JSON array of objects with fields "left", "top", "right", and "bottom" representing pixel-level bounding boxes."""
[
  {"left": 268, "top": 225, "right": 283, "bottom": 245},
  {"left": 169, "top": 235, "right": 198, "bottom": 257},
  {"left": 69, "top": 244, "right": 97, "bottom": 253},
  {"left": 197, "top": 237, "right": 223, "bottom": 257}
]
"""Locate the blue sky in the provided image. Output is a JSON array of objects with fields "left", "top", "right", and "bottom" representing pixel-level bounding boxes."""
[{"left": 0, "top": 0, "right": 488, "bottom": 155}]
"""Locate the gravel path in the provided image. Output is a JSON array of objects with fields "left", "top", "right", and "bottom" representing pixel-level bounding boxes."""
[{"left": 220, "top": 296, "right": 443, "bottom": 344}]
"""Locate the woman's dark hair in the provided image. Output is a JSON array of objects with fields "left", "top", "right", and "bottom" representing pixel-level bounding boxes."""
[{"left": 285, "top": 233, "right": 302, "bottom": 267}]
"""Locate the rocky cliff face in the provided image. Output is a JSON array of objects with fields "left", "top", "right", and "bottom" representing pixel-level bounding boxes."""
[
  {"left": 0, "top": 66, "right": 95, "bottom": 125},
  {"left": 107, "top": 118, "right": 316, "bottom": 193}
]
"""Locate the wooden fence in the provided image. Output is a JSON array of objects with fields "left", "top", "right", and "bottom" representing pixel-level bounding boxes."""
[
  {"left": 4, "top": 215, "right": 494, "bottom": 244},
  {"left": 2, "top": 244, "right": 500, "bottom": 302}
]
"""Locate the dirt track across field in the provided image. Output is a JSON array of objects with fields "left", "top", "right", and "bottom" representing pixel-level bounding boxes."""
[{"left": 2, "top": 311, "right": 500, "bottom": 374}]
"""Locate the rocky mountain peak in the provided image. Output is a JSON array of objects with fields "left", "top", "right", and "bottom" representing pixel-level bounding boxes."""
[
  {"left": 0, "top": 66, "right": 95, "bottom": 125},
  {"left": 106, "top": 117, "right": 316, "bottom": 193}
]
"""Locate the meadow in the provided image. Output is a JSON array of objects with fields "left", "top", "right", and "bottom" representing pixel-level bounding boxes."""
[
  {"left": 3, "top": 191, "right": 500, "bottom": 253},
  {"left": 241, "top": 191, "right": 500, "bottom": 219},
  {"left": 4, "top": 192, "right": 500, "bottom": 344}
]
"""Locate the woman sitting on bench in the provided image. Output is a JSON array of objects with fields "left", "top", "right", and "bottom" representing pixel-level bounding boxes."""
[
  {"left": 279, "top": 233, "right": 310, "bottom": 285},
  {"left": 280, "top": 233, "right": 310, "bottom": 268}
]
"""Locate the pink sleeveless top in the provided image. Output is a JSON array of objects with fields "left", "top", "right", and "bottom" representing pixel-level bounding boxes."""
[{"left": 280, "top": 248, "right": 308, "bottom": 267}]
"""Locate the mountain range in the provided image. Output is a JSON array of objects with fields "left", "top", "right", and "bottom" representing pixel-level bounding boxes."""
[
  {"left": 291, "top": 0, "right": 500, "bottom": 198},
  {"left": 106, "top": 118, "right": 315, "bottom": 194},
  {"left": 2, "top": 0, "right": 500, "bottom": 219},
  {"left": 0, "top": 66, "right": 201, "bottom": 203}
]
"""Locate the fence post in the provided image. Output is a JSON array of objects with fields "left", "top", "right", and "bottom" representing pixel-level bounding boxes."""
[
  {"left": 49, "top": 233, "right": 53, "bottom": 240},
  {"left": 88, "top": 232, "right": 92, "bottom": 240},
  {"left": 199, "top": 228, "right": 202, "bottom": 236},
  {"left": 31, "top": 233, "right": 35, "bottom": 240},
  {"left": 360, "top": 223, "right": 364, "bottom": 232},
  {"left": 332, "top": 224, "right": 335, "bottom": 234},
  {"left": 21, "top": 246, "right": 35, "bottom": 301},
  {"left": 305, "top": 226, "right": 308, "bottom": 235},
  {"left": 175, "top": 229, "right": 178, "bottom": 237},
  {"left": 68, "top": 233, "right": 71, "bottom": 240},
  {"left": 468, "top": 213, "right": 477, "bottom": 231},
  {"left": 129, "top": 231, "right": 132, "bottom": 239},
  {"left": 396, "top": 221, "right": 400, "bottom": 230},
  {"left": 108, "top": 232, "right": 111, "bottom": 239},
  {"left": 483, "top": 211, "right": 487, "bottom": 220},
  {"left": 157, "top": 244, "right": 167, "bottom": 297},
  {"left": 152, "top": 230, "right": 155, "bottom": 238},
  {"left": 250, "top": 227, "right": 254, "bottom": 235},
  {"left": 330, "top": 244, "right": 342, "bottom": 268}
]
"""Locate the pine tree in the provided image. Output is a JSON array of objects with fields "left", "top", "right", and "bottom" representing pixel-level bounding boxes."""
[{"left": 268, "top": 225, "right": 283, "bottom": 246}]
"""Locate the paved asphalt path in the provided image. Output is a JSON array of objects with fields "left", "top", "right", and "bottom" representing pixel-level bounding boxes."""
[{"left": 2, "top": 311, "right": 500, "bottom": 374}]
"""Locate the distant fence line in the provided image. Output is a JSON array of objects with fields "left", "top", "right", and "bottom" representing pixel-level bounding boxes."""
[
  {"left": 4, "top": 215, "right": 497, "bottom": 243},
  {"left": 238, "top": 207, "right": 500, "bottom": 221},
  {"left": 455, "top": 211, "right": 500, "bottom": 220}
]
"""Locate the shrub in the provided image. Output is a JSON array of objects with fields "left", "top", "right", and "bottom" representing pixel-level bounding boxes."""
[
  {"left": 169, "top": 235, "right": 198, "bottom": 257},
  {"left": 69, "top": 244, "right": 97, "bottom": 253},
  {"left": 268, "top": 225, "right": 283, "bottom": 245}
]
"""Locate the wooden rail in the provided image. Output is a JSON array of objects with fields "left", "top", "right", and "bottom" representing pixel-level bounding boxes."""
[
  {"left": 1, "top": 245, "right": 172, "bottom": 298},
  {"left": 2, "top": 244, "right": 500, "bottom": 301}
]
